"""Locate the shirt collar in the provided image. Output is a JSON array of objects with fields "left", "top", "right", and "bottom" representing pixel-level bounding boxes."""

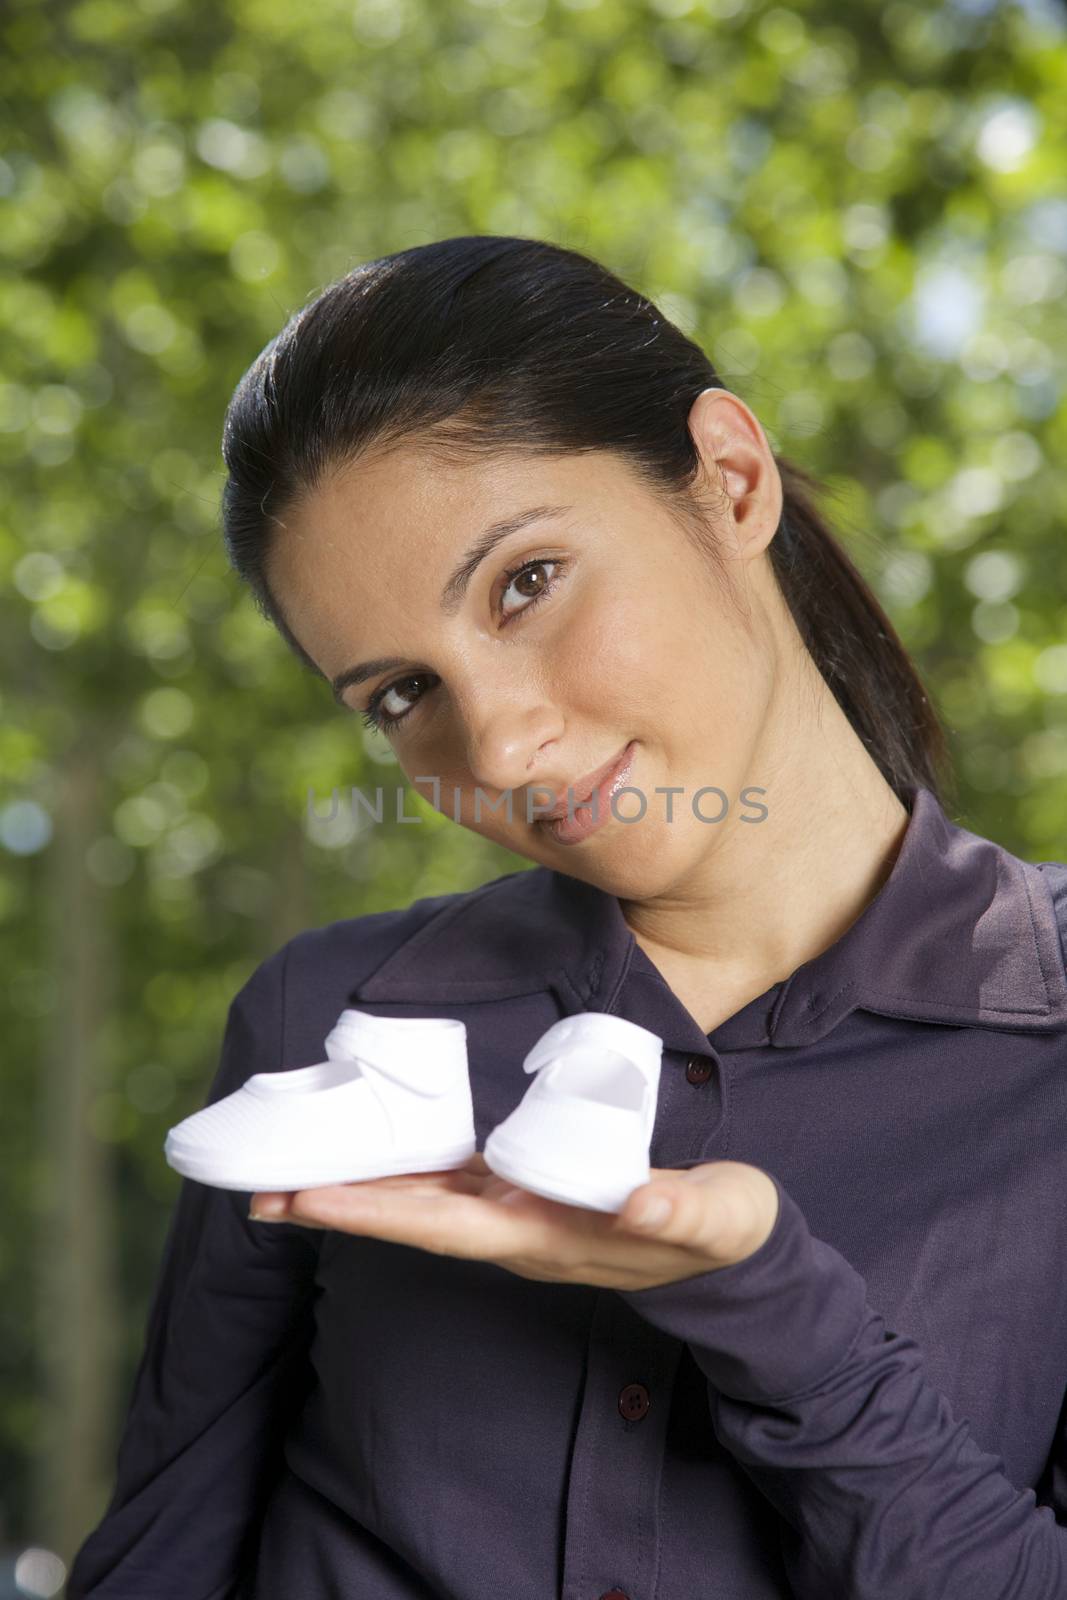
[{"left": 351, "top": 785, "right": 1067, "bottom": 1048}]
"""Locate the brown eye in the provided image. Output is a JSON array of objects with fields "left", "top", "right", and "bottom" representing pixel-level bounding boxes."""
[
  {"left": 361, "top": 673, "right": 436, "bottom": 735},
  {"left": 378, "top": 675, "right": 429, "bottom": 720},
  {"left": 360, "top": 557, "right": 565, "bottom": 738},
  {"left": 516, "top": 567, "right": 547, "bottom": 596},
  {"left": 500, "top": 559, "right": 559, "bottom": 621}
]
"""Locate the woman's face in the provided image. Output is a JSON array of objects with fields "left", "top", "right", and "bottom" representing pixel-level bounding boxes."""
[{"left": 268, "top": 390, "right": 786, "bottom": 899}]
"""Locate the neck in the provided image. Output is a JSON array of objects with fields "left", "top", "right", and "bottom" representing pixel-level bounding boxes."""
[{"left": 619, "top": 651, "right": 912, "bottom": 1004}]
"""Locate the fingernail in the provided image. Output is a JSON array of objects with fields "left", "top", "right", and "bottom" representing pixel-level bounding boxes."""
[
  {"left": 249, "top": 1210, "right": 285, "bottom": 1223},
  {"left": 631, "top": 1195, "right": 672, "bottom": 1229}
]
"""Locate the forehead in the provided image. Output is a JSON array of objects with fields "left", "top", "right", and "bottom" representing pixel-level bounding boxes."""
[
  {"left": 266, "top": 444, "right": 646, "bottom": 654},
  {"left": 281, "top": 441, "right": 640, "bottom": 552},
  {"left": 271, "top": 448, "right": 643, "bottom": 598}
]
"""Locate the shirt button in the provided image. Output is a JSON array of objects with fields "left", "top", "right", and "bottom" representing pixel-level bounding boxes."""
[
  {"left": 618, "top": 1382, "right": 651, "bottom": 1422},
  {"left": 685, "top": 1055, "right": 712, "bottom": 1085}
]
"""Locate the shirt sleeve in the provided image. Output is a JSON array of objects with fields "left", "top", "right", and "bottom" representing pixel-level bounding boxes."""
[
  {"left": 617, "top": 1171, "right": 1067, "bottom": 1598},
  {"left": 65, "top": 944, "right": 323, "bottom": 1600},
  {"left": 1034, "top": 1391, "right": 1067, "bottom": 1523}
]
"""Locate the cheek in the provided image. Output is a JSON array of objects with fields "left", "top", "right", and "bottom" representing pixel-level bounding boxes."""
[
  {"left": 559, "top": 580, "right": 751, "bottom": 724},
  {"left": 549, "top": 587, "right": 675, "bottom": 712}
]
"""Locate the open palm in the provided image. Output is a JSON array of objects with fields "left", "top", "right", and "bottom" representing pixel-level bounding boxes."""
[{"left": 249, "top": 1153, "right": 780, "bottom": 1293}]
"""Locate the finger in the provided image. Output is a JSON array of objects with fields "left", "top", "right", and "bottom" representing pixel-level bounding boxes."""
[
  {"left": 248, "top": 1197, "right": 328, "bottom": 1230},
  {"left": 283, "top": 1179, "right": 566, "bottom": 1262},
  {"left": 250, "top": 1164, "right": 487, "bottom": 1220},
  {"left": 249, "top": 1192, "right": 294, "bottom": 1220}
]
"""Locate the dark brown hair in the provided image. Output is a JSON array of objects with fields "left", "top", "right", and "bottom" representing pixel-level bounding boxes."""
[{"left": 221, "top": 234, "right": 952, "bottom": 810}]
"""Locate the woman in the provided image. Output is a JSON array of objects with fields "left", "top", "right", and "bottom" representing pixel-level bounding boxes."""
[{"left": 68, "top": 236, "right": 1067, "bottom": 1598}]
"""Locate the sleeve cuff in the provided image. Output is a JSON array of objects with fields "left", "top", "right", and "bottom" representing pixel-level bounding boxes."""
[{"left": 617, "top": 1171, "right": 871, "bottom": 1405}]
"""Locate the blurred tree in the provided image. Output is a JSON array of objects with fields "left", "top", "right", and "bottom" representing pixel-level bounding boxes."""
[{"left": 0, "top": 0, "right": 1064, "bottom": 1572}]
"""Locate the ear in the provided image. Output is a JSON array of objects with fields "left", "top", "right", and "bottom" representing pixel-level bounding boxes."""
[{"left": 687, "top": 387, "right": 783, "bottom": 564}]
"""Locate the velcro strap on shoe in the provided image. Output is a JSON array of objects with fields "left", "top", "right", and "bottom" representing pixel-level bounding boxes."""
[
  {"left": 523, "top": 1013, "right": 662, "bottom": 1090},
  {"left": 324, "top": 1032, "right": 452, "bottom": 1098}
]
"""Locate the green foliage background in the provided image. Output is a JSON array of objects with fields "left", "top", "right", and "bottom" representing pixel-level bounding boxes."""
[{"left": 1, "top": 0, "right": 1064, "bottom": 1574}]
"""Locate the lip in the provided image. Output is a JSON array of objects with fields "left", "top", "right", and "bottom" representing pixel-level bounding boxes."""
[
  {"left": 537, "top": 740, "right": 637, "bottom": 845},
  {"left": 538, "top": 741, "right": 635, "bottom": 820}
]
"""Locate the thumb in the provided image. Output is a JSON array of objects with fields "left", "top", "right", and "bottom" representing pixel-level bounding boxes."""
[
  {"left": 616, "top": 1164, "right": 775, "bottom": 1262},
  {"left": 616, "top": 1178, "right": 692, "bottom": 1239}
]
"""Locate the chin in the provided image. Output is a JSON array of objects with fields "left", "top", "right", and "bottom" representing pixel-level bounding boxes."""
[{"left": 542, "top": 823, "right": 683, "bottom": 898}]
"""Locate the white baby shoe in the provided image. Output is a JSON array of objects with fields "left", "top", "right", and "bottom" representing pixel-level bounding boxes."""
[
  {"left": 482, "top": 1012, "right": 663, "bottom": 1213},
  {"left": 163, "top": 1009, "right": 476, "bottom": 1192}
]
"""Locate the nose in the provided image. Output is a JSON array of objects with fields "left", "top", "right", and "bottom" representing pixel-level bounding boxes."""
[{"left": 456, "top": 673, "right": 564, "bottom": 804}]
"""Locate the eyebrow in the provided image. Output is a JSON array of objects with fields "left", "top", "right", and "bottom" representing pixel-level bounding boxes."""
[{"left": 329, "top": 503, "right": 573, "bottom": 706}]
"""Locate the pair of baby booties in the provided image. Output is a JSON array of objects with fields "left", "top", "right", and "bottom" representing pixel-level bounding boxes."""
[{"left": 164, "top": 1008, "right": 664, "bottom": 1214}]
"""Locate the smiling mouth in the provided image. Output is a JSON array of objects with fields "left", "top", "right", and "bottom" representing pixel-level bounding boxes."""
[{"left": 538, "top": 741, "right": 635, "bottom": 821}]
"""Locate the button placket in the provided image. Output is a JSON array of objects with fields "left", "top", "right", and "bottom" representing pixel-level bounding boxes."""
[
  {"left": 618, "top": 1382, "right": 651, "bottom": 1423},
  {"left": 649, "top": 1046, "right": 729, "bottom": 1171},
  {"left": 561, "top": 1296, "right": 682, "bottom": 1600}
]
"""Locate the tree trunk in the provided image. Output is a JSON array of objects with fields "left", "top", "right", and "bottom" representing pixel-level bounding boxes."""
[{"left": 32, "top": 734, "right": 120, "bottom": 1565}]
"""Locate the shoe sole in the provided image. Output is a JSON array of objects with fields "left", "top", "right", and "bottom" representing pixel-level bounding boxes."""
[
  {"left": 482, "top": 1129, "right": 639, "bottom": 1213},
  {"left": 164, "top": 1136, "right": 478, "bottom": 1192}
]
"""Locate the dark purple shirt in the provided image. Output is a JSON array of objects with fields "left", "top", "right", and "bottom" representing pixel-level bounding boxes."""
[{"left": 66, "top": 785, "right": 1067, "bottom": 1598}]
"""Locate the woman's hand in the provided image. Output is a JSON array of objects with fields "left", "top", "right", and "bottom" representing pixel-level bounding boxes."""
[{"left": 249, "top": 1155, "right": 779, "bottom": 1292}]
